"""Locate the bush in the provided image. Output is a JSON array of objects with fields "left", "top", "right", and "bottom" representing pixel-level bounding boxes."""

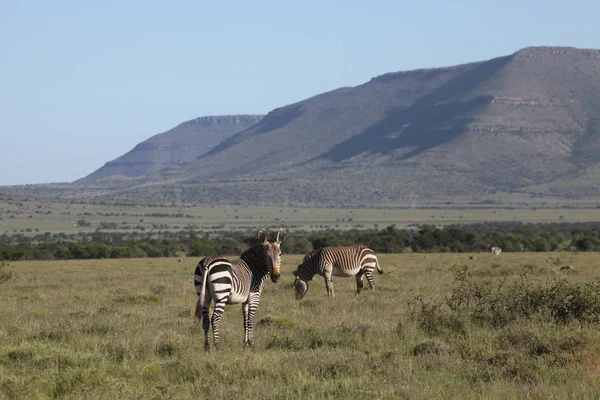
[
  {"left": 411, "top": 340, "right": 449, "bottom": 356},
  {"left": 445, "top": 265, "right": 600, "bottom": 326},
  {"left": 188, "top": 240, "right": 217, "bottom": 257},
  {"left": 3, "top": 221, "right": 600, "bottom": 261},
  {"left": 0, "top": 260, "right": 14, "bottom": 284},
  {"left": 407, "top": 265, "right": 600, "bottom": 340},
  {"left": 408, "top": 296, "right": 466, "bottom": 336}
]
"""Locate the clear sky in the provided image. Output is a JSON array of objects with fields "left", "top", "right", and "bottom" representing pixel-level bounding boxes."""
[{"left": 1, "top": 0, "right": 598, "bottom": 185}]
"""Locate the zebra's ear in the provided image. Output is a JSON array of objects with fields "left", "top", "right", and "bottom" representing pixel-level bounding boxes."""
[
  {"left": 292, "top": 270, "right": 298, "bottom": 277},
  {"left": 258, "top": 230, "right": 268, "bottom": 244},
  {"left": 276, "top": 228, "right": 285, "bottom": 243}
]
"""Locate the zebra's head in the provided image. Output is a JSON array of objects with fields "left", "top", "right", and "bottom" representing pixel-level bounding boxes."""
[
  {"left": 292, "top": 269, "right": 309, "bottom": 299},
  {"left": 292, "top": 252, "right": 316, "bottom": 299},
  {"left": 258, "top": 228, "right": 285, "bottom": 283}
]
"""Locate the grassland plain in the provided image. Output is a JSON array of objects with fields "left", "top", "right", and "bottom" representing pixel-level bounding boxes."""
[
  {"left": 2, "top": 197, "right": 600, "bottom": 236},
  {"left": 1, "top": 253, "right": 600, "bottom": 399}
]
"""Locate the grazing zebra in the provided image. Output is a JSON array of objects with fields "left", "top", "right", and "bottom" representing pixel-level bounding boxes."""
[
  {"left": 293, "top": 245, "right": 383, "bottom": 299},
  {"left": 491, "top": 246, "right": 502, "bottom": 256},
  {"left": 194, "top": 228, "right": 284, "bottom": 350}
]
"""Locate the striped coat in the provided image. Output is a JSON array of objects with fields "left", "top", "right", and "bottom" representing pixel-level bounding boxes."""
[
  {"left": 293, "top": 245, "right": 383, "bottom": 299},
  {"left": 194, "top": 229, "right": 284, "bottom": 350}
]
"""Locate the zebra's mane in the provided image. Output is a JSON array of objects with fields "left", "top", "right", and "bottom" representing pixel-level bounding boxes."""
[
  {"left": 240, "top": 243, "right": 266, "bottom": 256},
  {"left": 238, "top": 242, "right": 273, "bottom": 265},
  {"left": 302, "top": 250, "right": 317, "bottom": 263},
  {"left": 236, "top": 242, "right": 275, "bottom": 277}
]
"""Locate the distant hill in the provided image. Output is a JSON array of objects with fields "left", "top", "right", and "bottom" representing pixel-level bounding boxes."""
[
  {"left": 79, "top": 115, "right": 264, "bottom": 181},
  {"left": 4, "top": 46, "right": 600, "bottom": 207}
]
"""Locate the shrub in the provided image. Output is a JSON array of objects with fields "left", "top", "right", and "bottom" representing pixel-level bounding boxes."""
[
  {"left": 445, "top": 265, "right": 600, "bottom": 326},
  {"left": 0, "top": 260, "right": 14, "bottom": 284},
  {"left": 408, "top": 296, "right": 466, "bottom": 336},
  {"left": 411, "top": 340, "right": 449, "bottom": 356}
]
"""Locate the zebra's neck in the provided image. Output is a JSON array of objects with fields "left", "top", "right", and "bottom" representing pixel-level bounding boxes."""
[
  {"left": 239, "top": 245, "right": 270, "bottom": 277},
  {"left": 297, "top": 261, "right": 318, "bottom": 281},
  {"left": 298, "top": 251, "right": 319, "bottom": 280}
]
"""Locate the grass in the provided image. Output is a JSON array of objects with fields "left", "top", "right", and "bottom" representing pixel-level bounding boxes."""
[{"left": 1, "top": 253, "right": 600, "bottom": 398}]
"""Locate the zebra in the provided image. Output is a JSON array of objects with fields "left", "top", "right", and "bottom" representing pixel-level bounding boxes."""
[
  {"left": 292, "top": 245, "right": 383, "bottom": 299},
  {"left": 194, "top": 228, "right": 284, "bottom": 350},
  {"left": 491, "top": 246, "right": 502, "bottom": 256}
]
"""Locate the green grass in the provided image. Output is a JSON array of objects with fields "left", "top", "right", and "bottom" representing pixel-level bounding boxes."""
[
  {"left": 1, "top": 253, "right": 600, "bottom": 398},
  {"left": 2, "top": 196, "right": 600, "bottom": 236}
]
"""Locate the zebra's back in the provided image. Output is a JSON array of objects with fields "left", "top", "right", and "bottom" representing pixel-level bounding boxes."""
[
  {"left": 318, "top": 245, "right": 376, "bottom": 277},
  {"left": 194, "top": 256, "right": 233, "bottom": 300},
  {"left": 227, "top": 259, "right": 254, "bottom": 303},
  {"left": 195, "top": 256, "right": 263, "bottom": 305},
  {"left": 294, "top": 245, "right": 382, "bottom": 299}
]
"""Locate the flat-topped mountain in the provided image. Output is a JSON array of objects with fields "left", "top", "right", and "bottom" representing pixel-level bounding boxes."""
[
  {"left": 79, "top": 114, "right": 264, "bottom": 181},
  {"left": 4, "top": 47, "right": 600, "bottom": 206}
]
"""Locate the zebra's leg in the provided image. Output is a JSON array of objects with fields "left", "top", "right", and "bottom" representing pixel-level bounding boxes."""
[
  {"left": 355, "top": 270, "right": 365, "bottom": 295},
  {"left": 244, "top": 291, "right": 262, "bottom": 346},
  {"left": 324, "top": 267, "right": 335, "bottom": 298},
  {"left": 211, "top": 301, "right": 227, "bottom": 350},
  {"left": 242, "top": 300, "right": 250, "bottom": 345},
  {"left": 365, "top": 269, "right": 376, "bottom": 291},
  {"left": 200, "top": 296, "right": 211, "bottom": 352}
]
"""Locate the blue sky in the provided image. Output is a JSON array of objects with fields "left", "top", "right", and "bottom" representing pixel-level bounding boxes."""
[{"left": 1, "top": 0, "right": 598, "bottom": 185}]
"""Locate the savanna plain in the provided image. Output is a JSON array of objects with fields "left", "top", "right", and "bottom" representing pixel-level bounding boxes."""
[
  {"left": 3, "top": 197, "right": 600, "bottom": 236},
  {"left": 2, "top": 252, "right": 600, "bottom": 399}
]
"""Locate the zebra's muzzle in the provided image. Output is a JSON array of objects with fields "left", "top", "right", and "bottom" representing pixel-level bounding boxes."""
[{"left": 271, "top": 273, "right": 280, "bottom": 283}]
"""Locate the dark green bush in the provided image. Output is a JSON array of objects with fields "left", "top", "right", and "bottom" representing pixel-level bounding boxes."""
[
  {"left": 0, "top": 260, "right": 14, "bottom": 284},
  {"left": 443, "top": 265, "right": 600, "bottom": 326},
  {"left": 2, "top": 221, "right": 600, "bottom": 260}
]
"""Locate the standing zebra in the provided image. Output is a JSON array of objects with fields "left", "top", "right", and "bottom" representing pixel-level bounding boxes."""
[
  {"left": 194, "top": 228, "right": 284, "bottom": 350},
  {"left": 293, "top": 245, "right": 383, "bottom": 299}
]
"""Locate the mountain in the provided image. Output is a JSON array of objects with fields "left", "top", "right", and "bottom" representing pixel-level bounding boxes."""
[
  {"left": 79, "top": 115, "right": 264, "bottom": 181},
  {"left": 4, "top": 46, "right": 600, "bottom": 207}
]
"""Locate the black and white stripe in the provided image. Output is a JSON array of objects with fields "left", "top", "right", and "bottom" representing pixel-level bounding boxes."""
[
  {"left": 194, "top": 229, "right": 284, "bottom": 350},
  {"left": 293, "top": 245, "right": 383, "bottom": 299}
]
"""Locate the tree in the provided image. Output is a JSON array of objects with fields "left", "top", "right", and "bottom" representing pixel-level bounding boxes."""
[{"left": 188, "top": 240, "right": 217, "bottom": 257}]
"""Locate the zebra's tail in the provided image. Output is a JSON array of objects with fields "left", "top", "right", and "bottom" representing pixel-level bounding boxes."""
[
  {"left": 376, "top": 257, "right": 384, "bottom": 275},
  {"left": 194, "top": 258, "right": 210, "bottom": 319}
]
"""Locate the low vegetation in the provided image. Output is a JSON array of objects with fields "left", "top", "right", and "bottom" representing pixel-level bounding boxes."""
[
  {"left": 0, "top": 260, "right": 14, "bottom": 284},
  {"left": 2, "top": 195, "right": 600, "bottom": 237},
  {"left": 1, "top": 253, "right": 600, "bottom": 398},
  {"left": 2, "top": 222, "right": 600, "bottom": 261}
]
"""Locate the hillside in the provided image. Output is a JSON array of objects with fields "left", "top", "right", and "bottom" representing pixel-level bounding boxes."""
[
  {"left": 79, "top": 114, "right": 263, "bottom": 181},
  {"left": 110, "top": 46, "right": 600, "bottom": 206},
  {"left": 4, "top": 46, "right": 600, "bottom": 207}
]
